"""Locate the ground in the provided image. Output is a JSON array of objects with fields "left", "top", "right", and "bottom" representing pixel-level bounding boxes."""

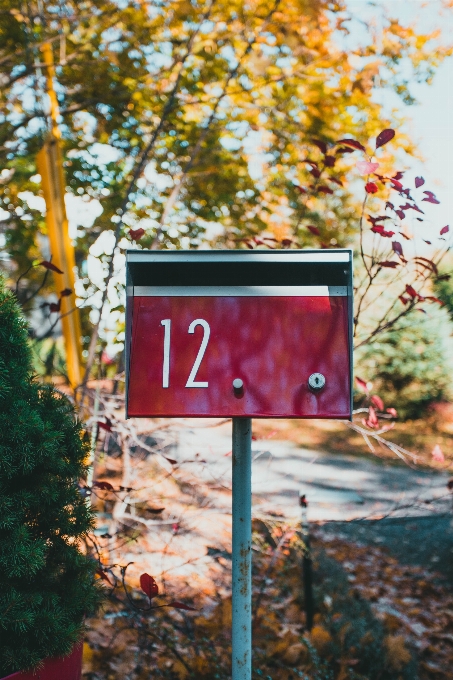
[{"left": 82, "top": 412, "right": 453, "bottom": 679}]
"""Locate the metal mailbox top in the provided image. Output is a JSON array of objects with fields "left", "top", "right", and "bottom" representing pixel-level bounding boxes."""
[{"left": 126, "top": 249, "right": 353, "bottom": 419}]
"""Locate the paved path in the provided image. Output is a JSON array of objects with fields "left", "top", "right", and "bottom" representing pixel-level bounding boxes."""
[{"left": 171, "top": 420, "right": 450, "bottom": 522}]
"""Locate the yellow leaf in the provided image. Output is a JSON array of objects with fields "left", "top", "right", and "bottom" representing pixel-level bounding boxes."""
[
  {"left": 384, "top": 634, "right": 411, "bottom": 671},
  {"left": 310, "top": 624, "right": 332, "bottom": 653},
  {"left": 82, "top": 642, "right": 94, "bottom": 673},
  {"left": 172, "top": 659, "right": 190, "bottom": 680}
]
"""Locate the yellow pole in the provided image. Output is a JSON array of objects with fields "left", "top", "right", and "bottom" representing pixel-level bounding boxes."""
[{"left": 37, "top": 43, "right": 83, "bottom": 389}]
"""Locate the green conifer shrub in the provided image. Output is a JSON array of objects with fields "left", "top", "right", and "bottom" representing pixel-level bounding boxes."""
[{"left": 0, "top": 276, "right": 101, "bottom": 676}]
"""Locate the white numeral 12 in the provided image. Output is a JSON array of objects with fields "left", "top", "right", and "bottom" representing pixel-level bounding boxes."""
[{"left": 160, "top": 318, "right": 210, "bottom": 389}]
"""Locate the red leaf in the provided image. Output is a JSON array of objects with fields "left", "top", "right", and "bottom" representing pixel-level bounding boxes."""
[
  {"left": 393, "top": 171, "right": 404, "bottom": 181},
  {"left": 355, "top": 376, "right": 369, "bottom": 392},
  {"left": 140, "top": 573, "right": 159, "bottom": 599},
  {"left": 93, "top": 480, "right": 114, "bottom": 491},
  {"left": 98, "top": 418, "right": 112, "bottom": 432},
  {"left": 423, "top": 240, "right": 432, "bottom": 245},
  {"left": 335, "top": 138, "right": 366, "bottom": 152},
  {"left": 365, "top": 182, "right": 378, "bottom": 194},
  {"left": 367, "top": 215, "right": 391, "bottom": 225},
  {"left": 385, "top": 201, "right": 394, "bottom": 210},
  {"left": 307, "top": 225, "right": 320, "bottom": 236},
  {"left": 371, "top": 395, "right": 384, "bottom": 411},
  {"left": 395, "top": 210, "right": 405, "bottom": 220},
  {"left": 329, "top": 177, "right": 343, "bottom": 186},
  {"left": 390, "top": 180, "right": 403, "bottom": 191},
  {"left": 379, "top": 261, "right": 399, "bottom": 268},
  {"left": 324, "top": 155, "right": 336, "bottom": 167},
  {"left": 311, "top": 139, "right": 328, "bottom": 154},
  {"left": 376, "top": 128, "right": 395, "bottom": 149},
  {"left": 405, "top": 284, "right": 417, "bottom": 299},
  {"left": 432, "top": 445, "right": 445, "bottom": 463},
  {"left": 400, "top": 199, "right": 425, "bottom": 215},
  {"left": 96, "top": 568, "right": 114, "bottom": 586},
  {"left": 422, "top": 191, "right": 440, "bottom": 204},
  {"left": 244, "top": 241, "right": 254, "bottom": 249},
  {"left": 371, "top": 226, "right": 394, "bottom": 237},
  {"left": 363, "top": 405, "right": 379, "bottom": 429},
  {"left": 129, "top": 228, "right": 145, "bottom": 241},
  {"left": 392, "top": 241, "right": 403, "bottom": 257},
  {"left": 164, "top": 457, "right": 178, "bottom": 465},
  {"left": 425, "top": 296, "right": 444, "bottom": 305},
  {"left": 316, "top": 185, "right": 333, "bottom": 194},
  {"left": 335, "top": 146, "right": 355, "bottom": 155},
  {"left": 168, "top": 601, "right": 197, "bottom": 611},
  {"left": 39, "top": 260, "right": 63, "bottom": 274},
  {"left": 49, "top": 301, "right": 61, "bottom": 313},
  {"left": 386, "top": 407, "right": 398, "bottom": 418},
  {"left": 60, "top": 288, "right": 72, "bottom": 297},
  {"left": 415, "top": 177, "right": 425, "bottom": 188},
  {"left": 309, "top": 166, "right": 321, "bottom": 178},
  {"left": 281, "top": 238, "right": 293, "bottom": 247},
  {"left": 101, "top": 351, "right": 114, "bottom": 365},
  {"left": 357, "top": 161, "right": 379, "bottom": 175},
  {"left": 440, "top": 225, "right": 449, "bottom": 235},
  {"left": 295, "top": 185, "right": 306, "bottom": 194},
  {"left": 399, "top": 295, "right": 409, "bottom": 305},
  {"left": 436, "top": 274, "right": 451, "bottom": 282},
  {"left": 172, "top": 523, "right": 180, "bottom": 533}
]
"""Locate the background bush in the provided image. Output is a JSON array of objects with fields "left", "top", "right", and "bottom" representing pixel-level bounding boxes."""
[{"left": 356, "top": 305, "right": 453, "bottom": 419}]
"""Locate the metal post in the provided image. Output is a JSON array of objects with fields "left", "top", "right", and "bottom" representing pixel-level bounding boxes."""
[
  {"left": 232, "top": 417, "right": 252, "bottom": 680},
  {"left": 300, "top": 493, "right": 314, "bottom": 631}
]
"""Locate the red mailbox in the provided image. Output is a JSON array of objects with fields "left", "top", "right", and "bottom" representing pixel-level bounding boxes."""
[{"left": 126, "top": 250, "right": 353, "bottom": 419}]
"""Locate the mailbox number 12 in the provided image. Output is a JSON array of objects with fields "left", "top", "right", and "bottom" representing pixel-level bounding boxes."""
[{"left": 160, "top": 319, "right": 210, "bottom": 388}]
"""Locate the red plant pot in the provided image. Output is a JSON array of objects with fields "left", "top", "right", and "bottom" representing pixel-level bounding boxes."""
[{"left": 1, "top": 643, "right": 82, "bottom": 680}]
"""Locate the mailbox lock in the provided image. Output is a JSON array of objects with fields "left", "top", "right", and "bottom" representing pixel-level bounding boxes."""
[
  {"left": 308, "top": 373, "right": 326, "bottom": 391},
  {"left": 233, "top": 378, "right": 244, "bottom": 391}
]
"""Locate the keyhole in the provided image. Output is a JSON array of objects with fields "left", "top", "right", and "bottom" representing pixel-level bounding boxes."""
[{"left": 308, "top": 373, "right": 326, "bottom": 391}]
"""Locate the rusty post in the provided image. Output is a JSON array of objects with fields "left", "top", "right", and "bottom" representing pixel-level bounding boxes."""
[{"left": 232, "top": 417, "right": 252, "bottom": 680}]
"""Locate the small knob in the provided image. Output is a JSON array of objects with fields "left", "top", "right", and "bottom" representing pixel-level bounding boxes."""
[
  {"left": 308, "top": 373, "right": 326, "bottom": 391},
  {"left": 232, "top": 378, "right": 244, "bottom": 391}
]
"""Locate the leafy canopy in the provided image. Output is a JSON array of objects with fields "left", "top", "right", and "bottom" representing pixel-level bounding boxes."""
[{"left": 0, "top": 2, "right": 450, "bottom": 297}]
